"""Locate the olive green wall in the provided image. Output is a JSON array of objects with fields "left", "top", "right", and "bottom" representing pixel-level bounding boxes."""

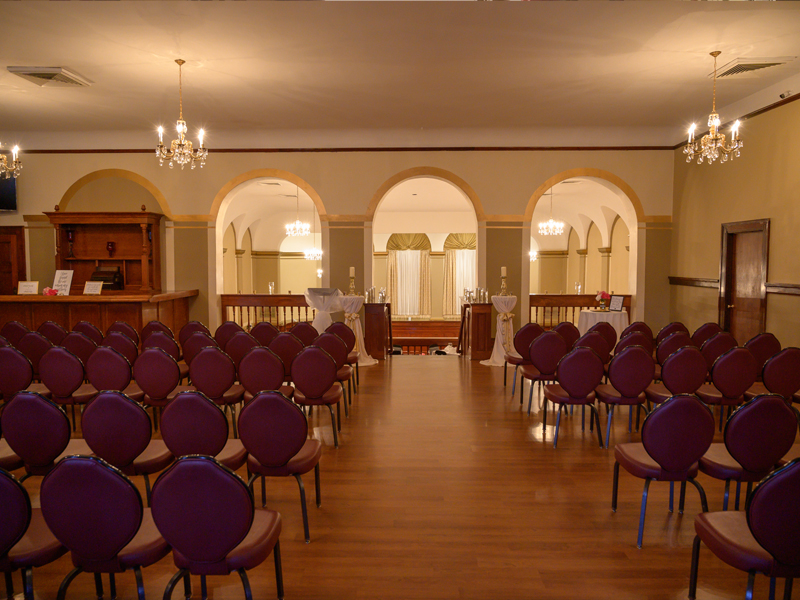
[
  {"left": 252, "top": 254, "right": 280, "bottom": 293},
  {"left": 328, "top": 227, "right": 364, "bottom": 295},
  {"left": 172, "top": 227, "right": 208, "bottom": 324},
  {"left": 27, "top": 223, "right": 55, "bottom": 287},
  {"left": 486, "top": 226, "right": 523, "bottom": 331},
  {"left": 642, "top": 225, "right": 672, "bottom": 333}
]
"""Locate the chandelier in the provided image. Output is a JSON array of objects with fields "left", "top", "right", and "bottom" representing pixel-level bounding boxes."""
[
  {"left": 538, "top": 188, "right": 564, "bottom": 236},
  {"left": 304, "top": 200, "right": 323, "bottom": 261},
  {"left": 0, "top": 144, "right": 21, "bottom": 179},
  {"left": 684, "top": 51, "right": 742, "bottom": 165},
  {"left": 285, "top": 185, "right": 310, "bottom": 237},
  {"left": 156, "top": 59, "right": 208, "bottom": 170},
  {"left": 529, "top": 250, "right": 538, "bottom": 262}
]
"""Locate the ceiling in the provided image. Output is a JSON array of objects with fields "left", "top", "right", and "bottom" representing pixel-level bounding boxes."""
[{"left": 2, "top": 1, "right": 800, "bottom": 150}]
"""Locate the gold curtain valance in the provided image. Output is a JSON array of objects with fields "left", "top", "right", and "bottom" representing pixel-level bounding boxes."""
[
  {"left": 386, "top": 233, "right": 431, "bottom": 251},
  {"left": 443, "top": 233, "right": 477, "bottom": 250}
]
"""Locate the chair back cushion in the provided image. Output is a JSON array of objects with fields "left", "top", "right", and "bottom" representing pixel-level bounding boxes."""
[
  {"left": 761, "top": 347, "right": 800, "bottom": 399},
  {"left": 327, "top": 322, "right": 356, "bottom": 353},
  {"left": 656, "top": 331, "right": 693, "bottom": 365},
  {"left": 151, "top": 456, "right": 253, "bottom": 563},
  {"left": 73, "top": 321, "right": 104, "bottom": 345},
  {"left": 614, "top": 331, "right": 653, "bottom": 355},
  {"left": 1, "top": 392, "right": 71, "bottom": 468},
  {"left": 141, "top": 321, "right": 174, "bottom": 343},
  {"left": 725, "top": 395, "right": 798, "bottom": 474},
  {"left": 1, "top": 321, "right": 30, "bottom": 347},
  {"left": 660, "top": 346, "right": 707, "bottom": 395},
  {"left": 746, "top": 459, "right": 800, "bottom": 567},
  {"left": 513, "top": 323, "right": 545, "bottom": 358},
  {"left": 0, "top": 334, "right": 8, "bottom": 348},
  {"left": 189, "top": 347, "right": 236, "bottom": 400},
  {"left": 39, "top": 347, "right": 84, "bottom": 400},
  {"left": 61, "top": 331, "right": 98, "bottom": 366},
  {"left": 290, "top": 322, "right": 319, "bottom": 347},
  {"left": 101, "top": 331, "right": 138, "bottom": 365},
  {"left": 529, "top": 331, "right": 567, "bottom": 376},
  {"left": 37, "top": 321, "right": 68, "bottom": 345},
  {"left": 213, "top": 321, "right": 244, "bottom": 350},
  {"left": 269, "top": 333, "right": 304, "bottom": 378},
  {"left": 311, "top": 333, "right": 347, "bottom": 370},
  {"left": 588, "top": 321, "right": 617, "bottom": 350},
  {"left": 556, "top": 347, "right": 604, "bottom": 399},
  {"left": 608, "top": 346, "right": 655, "bottom": 398},
  {"left": 711, "top": 347, "right": 758, "bottom": 399},
  {"left": 239, "top": 391, "right": 307, "bottom": 467},
  {"left": 0, "top": 346, "right": 34, "bottom": 400},
  {"left": 160, "top": 392, "right": 228, "bottom": 458},
  {"left": 224, "top": 331, "right": 260, "bottom": 368},
  {"left": 86, "top": 346, "right": 132, "bottom": 392},
  {"left": 641, "top": 394, "right": 715, "bottom": 474},
  {"left": 132, "top": 347, "right": 180, "bottom": 402},
  {"left": 0, "top": 469, "right": 31, "bottom": 556},
  {"left": 238, "top": 347, "right": 286, "bottom": 396},
  {"left": 745, "top": 332, "right": 782, "bottom": 372},
  {"left": 621, "top": 321, "right": 653, "bottom": 342},
  {"left": 250, "top": 322, "right": 280, "bottom": 347},
  {"left": 656, "top": 322, "right": 690, "bottom": 345},
  {"left": 143, "top": 331, "right": 181, "bottom": 361},
  {"left": 701, "top": 331, "right": 738, "bottom": 370},
  {"left": 106, "top": 321, "right": 139, "bottom": 346},
  {"left": 691, "top": 322, "right": 723, "bottom": 349},
  {"left": 82, "top": 392, "right": 152, "bottom": 469},
  {"left": 17, "top": 332, "right": 53, "bottom": 373},
  {"left": 178, "top": 321, "right": 211, "bottom": 348},
  {"left": 574, "top": 331, "right": 610, "bottom": 364},
  {"left": 291, "top": 347, "right": 337, "bottom": 399},
  {"left": 552, "top": 322, "right": 580, "bottom": 350},
  {"left": 182, "top": 331, "right": 218, "bottom": 365},
  {"left": 41, "top": 456, "right": 142, "bottom": 563}
]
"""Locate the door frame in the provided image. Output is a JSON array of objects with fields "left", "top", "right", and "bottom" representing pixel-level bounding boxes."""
[
  {"left": 718, "top": 219, "right": 769, "bottom": 332},
  {"left": 0, "top": 226, "right": 26, "bottom": 294}
]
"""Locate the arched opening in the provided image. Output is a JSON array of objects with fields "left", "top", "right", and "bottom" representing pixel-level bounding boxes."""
[{"left": 57, "top": 169, "right": 172, "bottom": 217}]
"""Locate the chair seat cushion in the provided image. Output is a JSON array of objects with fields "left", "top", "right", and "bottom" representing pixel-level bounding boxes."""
[
  {"left": 132, "top": 440, "right": 174, "bottom": 475},
  {"left": 0, "top": 439, "right": 24, "bottom": 471},
  {"left": 294, "top": 386, "right": 342, "bottom": 406},
  {"left": 653, "top": 363, "right": 661, "bottom": 380},
  {"left": 519, "top": 364, "right": 540, "bottom": 380},
  {"left": 244, "top": 385, "right": 294, "bottom": 404},
  {"left": 699, "top": 444, "right": 771, "bottom": 483},
  {"left": 5, "top": 508, "right": 67, "bottom": 568},
  {"left": 247, "top": 439, "right": 322, "bottom": 477},
  {"left": 615, "top": 442, "right": 698, "bottom": 481},
  {"left": 504, "top": 354, "right": 527, "bottom": 366},
  {"left": 178, "top": 361, "right": 190, "bottom": 380},
  {"left": 543, "top": 384, "right": 596, "bottom": 406},
  {"left": 165, "top": 385, "right": 197, "bottom": 403},
  {"left": 174, "top": 510, "right": 282, "bottom": 576},
  {"left": 696, "top": 385, "right": 743, "bottom": 406},
  {"left": 26, "top": 383, "right": 52, "bottom": 399},
  {"left": 347, "top": 351, "right": 359, "bottom": 364},
  {"left": 596, "top": 384, "right": 645, "bottom": 406},
  {"left": 123, "top": 382, "right": 145, "bottom": 402},
  {"left": 644, "top": 382, "right": 671, "bottom": 405},
  {"left": 213, "top": 384, "right": 245, "bottom": 406},
  {"left": 73, "top": 382, "right": 99, "bottom": 404},
  {"left": 216, "top": 439, "right": 248, "bottom": 472},
  {"left": 115, "top": 509, "right": 170, "bottom": 571},
  {"left": 27, "top": 439, "right": 94, "bottom": 477},
  {"left": 778, "top": 445, "right": 800, "bottom": 467},
  {"left": 744, "top": 382, "right": 768, "bottom": 401},
  {"left": 695, "top": 511, "right": 800, "bottom": 579},
  {"left": 336, "top": 365, "right": 353, "bottom": 381}
]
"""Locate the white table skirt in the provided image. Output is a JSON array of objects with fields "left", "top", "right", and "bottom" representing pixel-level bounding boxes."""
[
  {"left": 340, "top": 295, "right": 378, "bottom": 367},
  {"left": 481, "top": 295, "right": 520, "bottom": 367},
  {"left": 577, "top": 309, "right": 630, "bottom": 339},
  {"left": 305, "top": 288, "right": 343, "bottom": 334}
]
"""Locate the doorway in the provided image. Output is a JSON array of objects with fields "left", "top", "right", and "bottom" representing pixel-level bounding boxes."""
[
  {"left": 0, "top": 226, "right": 26, "bottom": 294},
  {"left": 719, "top": 219, "right": 769, "bottom": 344}
]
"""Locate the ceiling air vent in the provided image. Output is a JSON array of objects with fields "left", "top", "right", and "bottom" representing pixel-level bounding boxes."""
[
  {"left": 7, "top": 66, "right": 93, "bottom": 87},
  {"left": 711, "top": 57, "right": 794, "bottom": 79}
]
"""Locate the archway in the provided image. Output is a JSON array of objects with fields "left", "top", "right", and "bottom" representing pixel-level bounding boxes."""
[{"left": 58, "top": 169, "right": 172, "bottom": 216}]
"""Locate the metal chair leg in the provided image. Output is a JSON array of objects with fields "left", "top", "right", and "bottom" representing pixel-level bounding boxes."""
[
  {"left": 231, "top": 403, "right": 239, "bottom": 438},
  {"left": 94, "top": 572, "right": 103, "bottom": 599},
  {"left": 110, "top": 572, "right": 117, "bottom": 599},
  {"left": 688, "top": 477, "right": 709, "bottom": 512},
  {"left": 200, "top": 574, "right": 208, "bottom": 600},
  {"left": 511, "top": 366, "right": 518, "bottom": 397},
  {"left": 770, "top": 577, "right": 777, "bottom": 600},
  {"left": 527, "top": 378, "right": 535, "bottom": 415},
  {"left": 688, "top": 535, "right": 701, "bottom": 599},
  {"left": 784, "top": 578, "right": 793, "bottom": 600},
  {"left": 553, "top": 405, "right": 564, "bottom": 448},
  {"left": 637, "top": 478, "right": 652, "bottom": 548},
  {"left": 542, "top": 397, "right": 548, "bottom": 430},
  {"left": 183, "top": 571, "right": 192, "bottom": 600},
  {"left": 5, "top": 570, "right": 14, "bottom": 599},
  {"left": 735, "top": 481, "right": 742, "bottom": 511},
  {"left": 503, "top": 361, "right": 508, "bottom": 386},
  {"left": 669, "top": 482, "right": 674, "bottom": 513},
  {"left": 57, "top": 567, "right": 83, "bottom": 600},
  {"left": 746, "top": 571, "right": 756, "bottom": 600},
  {"left": 604, "top": 405, "right": 614, "bottom": 449},
  {"left": 328, "top": 405, "right": 339, "bottom": 448},
  {"left": 163, "top": 569, "right": 186, "bottom": 600},
  {"left": 237, "top": 569, "right": 253, "bottom": 600},
  {"left": 612, "top": 461, "right": 620, "bottom": 512},
  {"left": 21, "top": 567, "right": 33, "bottom": 600},
  {"left": 262, "top": 476, "right": 267, "bottom": 508},
  {"left": 274, "top": 540, "right": 285, "bottom": 600},
  {"left": 314, "top": 463, "right": 321, "bottom": 507},
  {"left": 133, "top": 568, "right": 144, "bottom": 600},
  {"left": 679, "top": 481, "right": 687, "bottom": 514},
  {"left": 294, "top": 473, "right": 311, "bottom": 543},
  {"left": 144, "top": 473, "right": 152, "bottom": 507},
  {"left": 723, "top": 479, "right": 731, "bottom": 511}
]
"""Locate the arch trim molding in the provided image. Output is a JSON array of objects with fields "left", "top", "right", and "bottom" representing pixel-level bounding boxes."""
[{"left": 57, "top": 169, "right": 176, "bottom": 218}]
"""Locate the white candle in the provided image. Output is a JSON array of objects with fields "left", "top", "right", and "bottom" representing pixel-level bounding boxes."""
[
  {"left": 199, "top": 129, "right": 205, "bottom": 148},
  {"left": 349, "top": 267, "right": 355, "bottom": 278},
  {"left": 732, "top": 120, "right": 739, "bottom": 140},
  {"left": 12, "top": 146, "right": 18, "bottom": 161},
  {"left": 158, "top": 126, "right": 163, "bottom": 144},
  {"left": 688, "top": 123, "right": 695, "bottom": 143},
  {"left": 501, "top": 266, "right": 507, "bottom": 277}
]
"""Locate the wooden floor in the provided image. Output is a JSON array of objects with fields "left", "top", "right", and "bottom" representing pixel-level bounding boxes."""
[{"left": 19, "top": 356, "right": 798, "bottom": 600}]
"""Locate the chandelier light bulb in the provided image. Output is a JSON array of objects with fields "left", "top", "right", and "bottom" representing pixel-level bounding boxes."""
[
  {"left": 0, "top": 142, "right": 22, "bottom": 179},
  {"left": 155, "top": 59, "right": 208, "bottom": 170},
  {"left": 537, "top": 188, "right": 564, "bottom": 236}
]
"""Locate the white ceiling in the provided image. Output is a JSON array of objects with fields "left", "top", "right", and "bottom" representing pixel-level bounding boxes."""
[{"left": 2, "top": 1, "right": 800, "bottom": 150}]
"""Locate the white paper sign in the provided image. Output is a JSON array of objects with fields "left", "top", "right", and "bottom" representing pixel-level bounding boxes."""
[
  {"left": 609, "top": 295, "right": 624, "bottom": 312},
  {"left": 17, "top": 281, "right": 39, "bottom": 295},
  {"left": 52, "top": 270, "right": 74, "bottom": 296},
  {"left": 83, "top": 281, "right": 104, "bottom": 295}
]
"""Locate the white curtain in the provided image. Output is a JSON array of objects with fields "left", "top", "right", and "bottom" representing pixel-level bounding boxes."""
[
  {"left": 455, "top": 249, "right": 476, "bottom": 302},
  {"left": 395, "top": 250, "right": 421, "bottom": 316}
]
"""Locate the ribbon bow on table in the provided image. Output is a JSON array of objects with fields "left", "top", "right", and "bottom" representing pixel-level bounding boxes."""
[
  {"left": 498, "top": 312, "right": 515, "bottom": 353},
  {"left": 344, "top": 312, "right": 359, "bottom": 326}
]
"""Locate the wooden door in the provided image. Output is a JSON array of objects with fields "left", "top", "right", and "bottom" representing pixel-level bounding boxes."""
[
  {"left": 0, "top": 227, "right": 26, "bottom": 295},
  {"left": 719, "top": 220, "right": 769, "bottom": 344}
]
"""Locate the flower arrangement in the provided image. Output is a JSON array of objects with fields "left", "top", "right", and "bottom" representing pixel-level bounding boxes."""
[
  {"left": 42, "top": 287, "right": 58, "bottom": 296},
  {"left": 596, "top": 290, "right": 610, "bottom": 309}
]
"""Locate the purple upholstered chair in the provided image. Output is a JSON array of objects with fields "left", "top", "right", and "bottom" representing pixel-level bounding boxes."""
[
  {"left": 40, "top": 455, "right": 170, "bottom": 600},
  {"left": 159, "top": 391, "right": 247, "bottom": 471},
  {"left": 239, "top": 346, "right": 294, "bottom": 402},
  {"left": 143, "top": 331, "right": 188, "bottom": 381},
  {"left": 614, "top": 331, "right": 654, "bottom": 356},
  {"left": 100, "top": 331, "right": 138, "bottom": 365},
  {"left": 290, "top": 322, "right": 319, "bottom": 347},
  {"left": 553, "top": 321, "right": 581, "bottom": 351},
  {"left": 505, "top": 323, "right": 544, "bottom": 400},
  {"left": 291, "top": 346, "right": 343, "bottom": 448},
  {"left": 0, "top": 468, "right": 67, "bottom": 600},
  {"left": 213, "top": 321, "right": 244, "bottom": 351},
  {"left": 224, "top": 331, "right": 260, "bottom": 369},
  {"left": 152, "top": 456, "right": 284, "bottom": 600},
  {"left": 178, "top": 321, "right": 210, "bottom": 349},
  {"left": 268, "top": 333, "right": 304, "bottom": 383},
  {"left": 181, "top": 331, "right": 218, "bottom": 366},
  {"left": 0, "top": 438, "right": 23, "bottom": 473},
  {"left": 72, "top": 321, "right": 103, "bottom": 345},
  {"left": 38, "top": 347, "right": 96, "bottom": 431},
  {"left": 133, "top": 347, "right": 189, "bottom": 430},
  {"left": 699, "top": 394, "right": 798, "bottom": 511},
  {"left": 747, "top": 347, "right": 800, "bottom": 402},
  {"left": 141, "top": 320, "right": 173, "bottom": 343},
  {"left": 596, "top": 346, "right": 655, "bottom": 448},
  {"left": 1, "top": 391, "right": 91, "bottom": 481},
  {"left": 612, "top": 394, "right": 714, "bottom": 548},
  {"left": 689, "top": 459, "right": 800, "bottom": 600},
  {"left": 656, "top": 331, "right": 693, "bottom": 366},
  {"left": 575, "top": 331, "right": 611, "bottom": 365},
  {"left": 61, "top": 331, "right": 97, "bottom": 366},
  {"left": 588, "top": 321, "right": 617, "bottom": 352},
  {"left": 312, "top": 333, "right": 353, "bottom": 415},
  {"left": 621, "top": 321, "right": 653, "bottom": 343},
  {"left": 250, "top": 322, "right": 280, "bottom": 347},
  {"left": 189, "top": 347, "right": 244, "bottom": 438},
  {"left": 744, "top": 332, "right": 781, "bottom": 374},
  {"left": 0, "top": 335, "right": 9, "bottom": 348},
  {"left": 106, "top": 321, "right": 139, "bottom": 346},
  {"left": 656, "top": 321, "right": 690, "bottom": 345},
  {"left": 691, "top": 322, "right": 723, "bottom": 349},
  {"left": 543, "top": 347, "right": 606, "bottom": 448},
  {"left": 327, "top": 322, "right": 360, "bottom": 391},
  {"left": 520, "top": 331, "right": 567, "bottom": 416},
  {"left": 36, "top": 321, "right": 67, "bottom": 346},
  {"left": 240, "top": 391, "right": 323, "bottom": 543},
  {"left": 86, "top": 346, "right": 144, "bottom": 402},
  {"left": 0, "top": 322, "right": 29, "bottom": 348},
  {"left": 644, "top": 345, "right": 707, "bottom": 406},
  {"left": 700, "top": 331, "right": 738, "bottom": 371},
  {"left": 0, "top": 347, "right": 51, "bottom": 404},
  {"left": 16, "top": 332, "right": 53, "bottom": 381},
  {"left": 697, "top": 347, "right": 758, "bottom": 430}
]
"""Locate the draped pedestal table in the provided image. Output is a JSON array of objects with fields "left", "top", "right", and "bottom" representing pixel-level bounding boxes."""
[
  {"left": 304, "top": 288, "right": 343, "bottom": 334},
  {"left": 480, "top": 295, "right": 520, "bottom": 367},
  {"left": 577, "top": 309, "right": 630, "bottom": 338},
  {"left": 340, "top": 295, "right": 378, "bottom": 366}
]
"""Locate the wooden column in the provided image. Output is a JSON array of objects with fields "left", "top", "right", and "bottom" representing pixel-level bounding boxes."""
[
  {"left": 467, "top": 302, "right": 493, "bottom": 361},
  {"left": 364, "top": 302, "right": 388, "bottom": 360}
]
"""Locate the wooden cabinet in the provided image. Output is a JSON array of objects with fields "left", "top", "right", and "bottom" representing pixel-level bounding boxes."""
[{"left": 45, "top": 211, "right": 162, "bottom": 293}]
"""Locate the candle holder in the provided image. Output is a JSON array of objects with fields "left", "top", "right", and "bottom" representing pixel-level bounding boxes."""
[
  {"left": 106, "top": 241, "right": 115, "bottom": 258},
  {"left": 499, "top": 276, "right": 508, "bottom": 296},
  {"left": 65, "top": 229, "right": 75, "bottom": 258},
  {"left": 348, "top": 276, "right": 356, "bottom": 296}
]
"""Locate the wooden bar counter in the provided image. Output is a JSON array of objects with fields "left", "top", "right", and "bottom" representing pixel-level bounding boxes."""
[{"left": 0, "top": 290, "right": 198, "bottom": 337}]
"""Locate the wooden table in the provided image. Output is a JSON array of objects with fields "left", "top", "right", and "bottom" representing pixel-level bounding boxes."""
[
  {"left": 0, "top": 290, "right": 198, "bottom": 338},
  {"left": 364, "top": 302, "right": 392, "bottom": 360}
]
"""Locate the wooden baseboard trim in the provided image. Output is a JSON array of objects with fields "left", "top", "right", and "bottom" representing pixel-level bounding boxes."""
[{"left": 668, "top": 276, "right": 719, "bottom": 289}]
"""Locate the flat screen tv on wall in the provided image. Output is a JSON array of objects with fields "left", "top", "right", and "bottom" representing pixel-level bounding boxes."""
[{"left": 0, "top": 177, "right": 17, "bottom": 212}]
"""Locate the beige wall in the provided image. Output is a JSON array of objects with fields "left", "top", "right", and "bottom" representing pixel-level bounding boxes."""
[
  {"left": 486, "top": 227, "right": 523, "bottom": 331},
  {"left": 252, "top": 253, "right": 279, "bottom": 294},
  {"left": 329, "top": 227, "right": 364, "bottom": 294},
  {"left": 585, "top": 223, "right": 602, "bottom": 295},
  {"left": 68, "top": 177, "right": 160, "bottom": 213},
  {"left": 372, "top": 254, "right": 387, "bottom": 293},
  {"left": 566, "top": 228, "right": 581, "bottom": 293},
  {"left": 172, "top": 227, "right": 209, "bottom": 324},
  {"left": 279, "top": 255, "right": 319, "bottom": 295},
  {"left": 222, "top": 223, "right": 237, "bottom": 294},
  {"left": 609, "top": 218, "right": 629, "bottom": 295},
  {"left": 529, "top": 250, "right": 540, "bottom": 293}
]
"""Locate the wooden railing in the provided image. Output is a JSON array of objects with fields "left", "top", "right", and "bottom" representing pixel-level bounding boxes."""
[
  {"left": 220, "top": 294, "right": 315, "bottom": 331},
  {"left": 529, "top": 294, "right": 632, "bottom": 329}
]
